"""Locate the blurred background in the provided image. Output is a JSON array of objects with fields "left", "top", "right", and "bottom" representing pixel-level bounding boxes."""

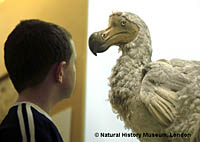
[{"left": 0, "top": 0, "right": 200, "bottom": 142}]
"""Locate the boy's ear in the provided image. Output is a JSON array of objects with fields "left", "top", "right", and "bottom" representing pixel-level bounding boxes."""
[{"left": 55, "top": 61, "right": 67, "bottom": 84}]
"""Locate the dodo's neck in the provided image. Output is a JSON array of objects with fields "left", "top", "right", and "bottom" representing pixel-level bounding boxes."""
[
  {"left": 120, "top": 28, "right": 152, "bottom": 64},
  {"left": 109, "top": 29, "right": 152, "bottom": 122},
  {"left": 110, "top": 30, "right": 152, "bottom": 94}
]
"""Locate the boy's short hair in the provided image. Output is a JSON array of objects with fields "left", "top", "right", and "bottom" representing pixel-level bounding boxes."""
[{"left": 4, "top": 19, "right": 72, "bottom": 93}]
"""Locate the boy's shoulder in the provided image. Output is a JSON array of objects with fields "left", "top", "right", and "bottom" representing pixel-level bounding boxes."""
[
  {"left": 0, "top": 105, "right": 21, "bottom": 141},
  {"left": 0, "top": 102, "right": 63, "bottom": 142}
]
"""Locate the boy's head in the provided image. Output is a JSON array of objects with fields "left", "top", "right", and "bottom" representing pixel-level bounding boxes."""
[{"left": 4, "top": 19, "right": 76, "bottom": 97}]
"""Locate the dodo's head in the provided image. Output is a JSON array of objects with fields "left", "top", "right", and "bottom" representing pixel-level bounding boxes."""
[{"left": 89, "top": 11, "right": 149, "bottom": 56}]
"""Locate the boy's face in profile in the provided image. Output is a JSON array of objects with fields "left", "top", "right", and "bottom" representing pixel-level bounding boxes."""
[{"left": 61, "top": 39, "right": 77, "bottom": 98}]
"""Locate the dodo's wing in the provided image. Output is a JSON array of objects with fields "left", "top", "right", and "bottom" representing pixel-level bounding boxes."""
[{"left": 140, "top": 60, "right": 191, "bottom": 126}]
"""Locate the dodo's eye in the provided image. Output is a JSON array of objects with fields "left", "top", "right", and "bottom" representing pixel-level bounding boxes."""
[{"left": 121, "top": 21, "right": 126, "bottom": 27}]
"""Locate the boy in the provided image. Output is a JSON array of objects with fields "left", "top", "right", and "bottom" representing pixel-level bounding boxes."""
[{"left": 0, "top": 19, "right": 76, "bottom": 142}]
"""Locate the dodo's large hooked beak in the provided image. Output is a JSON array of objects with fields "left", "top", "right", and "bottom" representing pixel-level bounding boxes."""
[{"left": 89, "top": 30, "right": 110, "bottom": 56}]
